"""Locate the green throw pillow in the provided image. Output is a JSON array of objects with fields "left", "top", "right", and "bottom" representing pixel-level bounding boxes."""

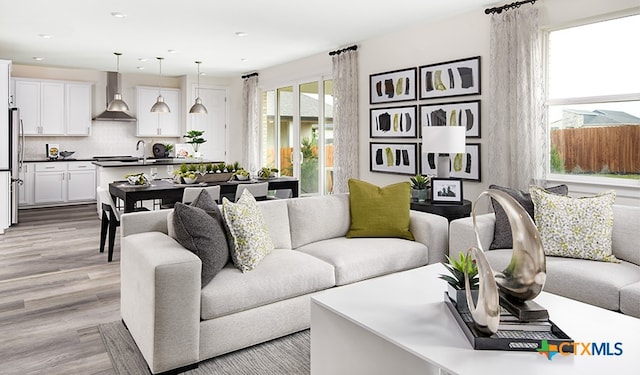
[
  {"left": 346, "top": 179, "right": 414, "bottom": 240},
  {"left": 222, "top": 189, "right": 274, "bottom": 272},
  {"left": 530, "top": 186, "right": 618, "bottom": 263}
]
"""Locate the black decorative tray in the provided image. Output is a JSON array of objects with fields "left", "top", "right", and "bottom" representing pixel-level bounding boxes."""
[{"left": 444, "top": 292, "right": 573, "bottom": 351}]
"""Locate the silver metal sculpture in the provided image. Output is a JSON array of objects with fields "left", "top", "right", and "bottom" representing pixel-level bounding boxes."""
[{"left": 464, "top": 189, "right": 547, "bottom": 334}]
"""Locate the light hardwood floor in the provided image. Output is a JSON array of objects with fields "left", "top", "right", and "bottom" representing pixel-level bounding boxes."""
[{"left": 0, "top": 204, "right": 120, "bottom": 375}]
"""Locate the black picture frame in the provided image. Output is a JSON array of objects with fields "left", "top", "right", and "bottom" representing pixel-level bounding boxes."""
[
  {"left": 420, "top": 143, "right": 481, "bottom": 182},
  {"left": 370, "top": 142, "right": 418, "bottom": 175},
  {"left": 369, "top": 67, "right": 417, "bottom": 104},
  {"left": 370, "top": 105, "right": 418, "bottom": 138},
  {"left": 431, "top": 178, "right": 463, "bottom": 204},
  {"left": 419, "top": 100, "right": 481, "bottom": 138},
  {"left": 419, "top": 56, "right": 481, "bottom": 100}
]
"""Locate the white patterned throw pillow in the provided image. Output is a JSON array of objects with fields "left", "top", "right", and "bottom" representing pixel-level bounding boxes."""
[
  {"left": 222, "top": 189, "right": 274, "bottom": 272},
  {"left": 530, "top": 186, "right": 618, "bottom": 263}
]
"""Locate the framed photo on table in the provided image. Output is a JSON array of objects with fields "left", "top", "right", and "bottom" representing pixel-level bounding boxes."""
[
  {"left": 431, "top": 178, "right": 463, "bottom": 204},
  {"left": 370, "top": 67, "right": 417, "bottom": 104},
  {"left": 370, "top": 142, "right": 418, "bottom": 175},
  {"left": 419, "top": 100, "right": 481, "bottom": 138},
  {"left": 370, "top": 105, "right": 417, "bottom": 138},
  {"left": 419, "top": 56, "right": 481, "bottom": 100}
]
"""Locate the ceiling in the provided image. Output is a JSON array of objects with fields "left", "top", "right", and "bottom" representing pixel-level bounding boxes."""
[{"left": 0, "top": 0, "right": 498, "bottom": 78}]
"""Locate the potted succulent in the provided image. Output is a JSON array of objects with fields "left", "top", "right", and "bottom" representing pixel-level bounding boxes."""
[
  {"left": 163, "top": 143, "right": 174, "bottom": 158},
  {"left": 183, "top": 130, "right": 207, "bottom": 157},
  {"left": 439, "top": 252, "right": 479, "bottom": 309},
  {"left": 257, "top": 167, "right": 279, "bottom": 179},
  {"left": 173, "top": 163, "right": 202, "bottom": 184},
  {"left": 410, "top": 174, "right": 430, "bottom": 202},
  {"left": 234, "top": 168, "right": 250, "bottom": 181}
]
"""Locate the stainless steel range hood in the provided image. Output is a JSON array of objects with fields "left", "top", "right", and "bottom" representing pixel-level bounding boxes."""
[{"left": 93, "top": 72, "right": 136, "bottom": 122}]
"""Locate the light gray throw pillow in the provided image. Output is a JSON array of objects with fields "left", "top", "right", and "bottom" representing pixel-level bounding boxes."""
[{"left": 173, "top": 190, "right": 230, "bottom": 286}]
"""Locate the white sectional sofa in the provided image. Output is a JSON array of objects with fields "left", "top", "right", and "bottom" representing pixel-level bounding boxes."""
[
  {"left": 449, "top": 205, "right": 640, "bottom": 319},
  {"left": 120, "top": 194, "right": 449, "bottom": 374}
]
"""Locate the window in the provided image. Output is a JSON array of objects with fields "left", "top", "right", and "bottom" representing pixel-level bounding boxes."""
[
  {"left": 546, "top": 14, "right": 640, "bottom": 182},
  {"left": 261, "top": 78, "right": 334, "bottom": 196}
]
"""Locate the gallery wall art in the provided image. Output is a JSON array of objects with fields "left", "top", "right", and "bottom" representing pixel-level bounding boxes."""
[
  {"left": 420, "top": 143, "right": 481, "bottom": 181},
  {"left": 370, "top": 105, "right": 417, "bottom": 138},
  {"left": 420, "top": 100, "right": 481, "bottom": 138},
  {"left": 369, "top": 67, "right": 417, "bottom": 104},
  {"left": 419, "top": 56, "right": 481, "bottom": 100},
  {"left": 370, "top": 142, "right": 418, "bottom": 175}
]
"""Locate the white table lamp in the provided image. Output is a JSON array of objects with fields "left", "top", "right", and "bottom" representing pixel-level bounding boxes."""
[{"left": 422, "top": 126, "right": 466, "bottom": 178}]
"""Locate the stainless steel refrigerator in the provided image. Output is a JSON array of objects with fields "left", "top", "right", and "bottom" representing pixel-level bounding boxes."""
[{"left": 8, "top": 108, "right": 23, "bottom": 224}]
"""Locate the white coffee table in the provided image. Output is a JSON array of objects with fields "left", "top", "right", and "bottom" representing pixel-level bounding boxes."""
[{"left": 311, "top": 263, "right": 640, "bottom": 375}]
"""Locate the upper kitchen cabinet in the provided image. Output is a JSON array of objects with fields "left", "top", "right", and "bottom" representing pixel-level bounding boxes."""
[
  {"left": 136, "top": 86, "right": 181, "bottom": 137},
  {"left": 12, "top": 78, "right": 92, "bottom": 136}
]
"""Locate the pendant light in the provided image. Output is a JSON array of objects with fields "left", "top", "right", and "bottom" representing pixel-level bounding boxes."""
[
  {"left": 107, "top": 52, "right": 130, "bottom": 112},
  {"left": 150, "top": 57, "right": 170, "bottom": 113},
  {"left": 189, "top": 61, "right": 208, "bottom": 114}
]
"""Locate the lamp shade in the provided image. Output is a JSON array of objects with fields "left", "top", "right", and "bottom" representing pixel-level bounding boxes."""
[
  {"left": 107, "top": 93, "right": 130, "bottom": 112},
  {"left": 151, "top": 95, "right": 170, "bottom": 113},
  {"left": 422, "top": 126, "right": 466, "bottom": 154}
]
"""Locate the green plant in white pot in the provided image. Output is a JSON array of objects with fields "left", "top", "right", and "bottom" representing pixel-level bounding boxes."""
[
  {"left": 410, "top": 174, "right": 430, "bottom": 202},
  {"left": 183, "top": 130, "right": 206, "bottom": 157},
  {"left": 439, "top": 252, "right": 479, "bottom": 309}
]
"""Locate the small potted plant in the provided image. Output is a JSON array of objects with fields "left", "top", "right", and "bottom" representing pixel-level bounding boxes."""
[
  {"left": 163, "top": 143, "right": 174, "bottom": 158},
  {"left": 410, "top": 174, "right": 430, "bottom": 202},
  {"left": 183, "top": 130, "right": 206, "bottom": 157},
  {"left": 257, "top": 167, "right": 279, "bottom": 179},
  {"left": 173, "top": 163, "right": 202, "bottom": 184},
  {"left": 439, "top": 252, "right": 479, "bottom": 309},
  {"left": 234, "top": 168, "right": 250, "bottom": 181}
]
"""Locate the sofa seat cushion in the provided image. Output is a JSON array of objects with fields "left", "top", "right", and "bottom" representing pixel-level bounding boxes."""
[
  {"left": 200, "top": 249, "right": 335, "bottom": 320},
  {"left": 484, "top": 250, "right": 640, "bottom": 311},
  {"left": 620, "top": 282, "right": 640, "bottom": 318},
  {"left": 296, "top": 237, "right": 428, "bottom": 286}
]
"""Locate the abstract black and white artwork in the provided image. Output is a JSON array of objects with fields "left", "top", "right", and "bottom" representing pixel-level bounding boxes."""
[
  {"left": 370, "top": 105, "right": 417, "bottom": 138},
  {"left": 370, "top": 142, "right": 418, "bottom": 175},
  {"left": 420, "top": 100, "right": 481, "bottom": 138},
  {"left": 419, "top": 56, "right": 481, "bottom": 100},
  {"left": 369, "top": 67, "right": 417, "bottom": 104},
  {"left": 420, "top": 143, "right": 481, "bottom": 182}
]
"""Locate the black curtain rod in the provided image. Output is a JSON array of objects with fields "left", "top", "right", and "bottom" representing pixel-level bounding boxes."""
[
  {"left": 329, "top": 45, "right": 358, "bottom": 56},
  {"left": 485, "top": 0, "right": 537, "bottom": 15},
  {"left": 241, "top": 72, "right": 258, "bottom": 79}
]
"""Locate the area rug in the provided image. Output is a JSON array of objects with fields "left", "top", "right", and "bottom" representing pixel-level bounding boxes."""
[{"left": 99, "top": 321, "right": 310, "bottom": 375}]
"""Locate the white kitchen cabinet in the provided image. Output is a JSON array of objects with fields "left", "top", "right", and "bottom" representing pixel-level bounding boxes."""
[
  {"left": 28, "top": 161, "right": 96, "bottom": 206},
  {"left": 67, "top": 162, "right": 96, "bottom": 201},
  {"left": 136, "top": 86, "right": 181, "bottom": 137},
  {"left": 19, "top": 163, "right": 35, "bottom": 205},
  {"left": 12, "top": 78, "right": 92, "bottom": 136},
  {"left": 34, "top": 163, "right": 66, "bottom": 203},
  {"left": 65, "top": 83, "right": 92, "bottom": 136}
]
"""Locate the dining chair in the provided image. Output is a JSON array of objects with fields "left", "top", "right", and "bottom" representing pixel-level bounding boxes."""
[
  {"left": 97, "top": 187, "right": 147, "bottom": 262},
  {"left": 235, "top": 182, "right": 269, "bottom": 202},
  {"left": 273, "top": 189, "right": 293, "bottom": 199},
  {"left": 182, "top": 185, "right": 221, "bottom": 204}
]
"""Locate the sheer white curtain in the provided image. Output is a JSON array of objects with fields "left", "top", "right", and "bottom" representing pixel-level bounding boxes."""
[
  {"left": 487, "top": 7, "right": 546, "bottom": 190},
  {"left": 331, "top": 48, "right": 359, "bottom": 193},
  {"left": 242, "top": 75, "right": 260, "bottom": 174}
]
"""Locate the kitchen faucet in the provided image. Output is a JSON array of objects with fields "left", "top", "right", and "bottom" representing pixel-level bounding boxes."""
[{"left": 136, "top": 140, "right": 146, "bottom": 163}]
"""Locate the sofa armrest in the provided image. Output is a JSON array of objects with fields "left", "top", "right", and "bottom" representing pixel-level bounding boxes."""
[
  {"left": 120, "top": 231, "right": 201, "bottom": 374},
  {"left": 121, "top": 209, "right": 172, "bottom": 237},
  {"left": 409, "top": 211, "right": 449, "bottom": 264},
  {"left": 449, "top": 213, "right": 496, "bottom": 258}
]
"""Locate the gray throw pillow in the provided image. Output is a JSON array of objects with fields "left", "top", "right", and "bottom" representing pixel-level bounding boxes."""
[
  {"left": 489, "top": 184, "right": 568, "bottom": 249},
  {"left": 172, "top": 190, "right": 230, "bottom": 287}
]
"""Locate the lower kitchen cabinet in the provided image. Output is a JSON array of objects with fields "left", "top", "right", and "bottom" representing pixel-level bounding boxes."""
[
  {"left": 23, "top": 161, "right": 96, "bottom": 207},
  {"left": 19, "top": 163, "right": 35, "bottom": 205}
]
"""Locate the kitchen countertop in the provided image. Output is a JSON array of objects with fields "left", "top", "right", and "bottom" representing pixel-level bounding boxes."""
[
  {"left": 92, "top": 158, "right": 221, "bottom": 167},
  {"left": 24, "top": 158, "right": 95, "bottom": 162}
]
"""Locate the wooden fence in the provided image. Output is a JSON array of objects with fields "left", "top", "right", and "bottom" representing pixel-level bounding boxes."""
[{"left": 550, "top": 125, "right": 639, "bottom": 174}]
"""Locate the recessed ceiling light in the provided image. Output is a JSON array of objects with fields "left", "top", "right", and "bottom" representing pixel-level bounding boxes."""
[
  {"left": 33, "top": 57, "right": 44, "bottom": 61},
  {"left": 199, "top": 72, "right": 206, "bottom": 76},
  {"left": 240, "top": 58, "right": 248, "bottom": 62},
  {"left": 38, "top": 34, "right": 52, "bottom": 39},
  {"left": 136, "top": 66, "right": 144, "bottom": 70},
  {"left": 111, "top": 12, "right": 127, "bottom": 18},
  {"left": 138, "top": 58, "right": 148, "bottom": 62},
  {"left": 167, "top": 49, "right": 177, "bottom": 54},
  {"left": 235, "top": 31, "right": 248, "bottom": 37}
]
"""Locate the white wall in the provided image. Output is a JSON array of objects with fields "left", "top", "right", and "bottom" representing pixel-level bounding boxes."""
[
  {"left": 11, "top": 64, "right": 242, "bottom": 162},
  {"left": 258, "top": 0, "right": 640, "bottom": 206}
]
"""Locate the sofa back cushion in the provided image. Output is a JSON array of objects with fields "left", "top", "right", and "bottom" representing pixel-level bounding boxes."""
[
  {"left": 612, "top": 205, "right": 640, "bottom": 266},
  {"left": 288, "top": 194, "right": 351, "bottom": 249},
  {"left": 257, "top": 199, "right": 292, "bottom": 249}
]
